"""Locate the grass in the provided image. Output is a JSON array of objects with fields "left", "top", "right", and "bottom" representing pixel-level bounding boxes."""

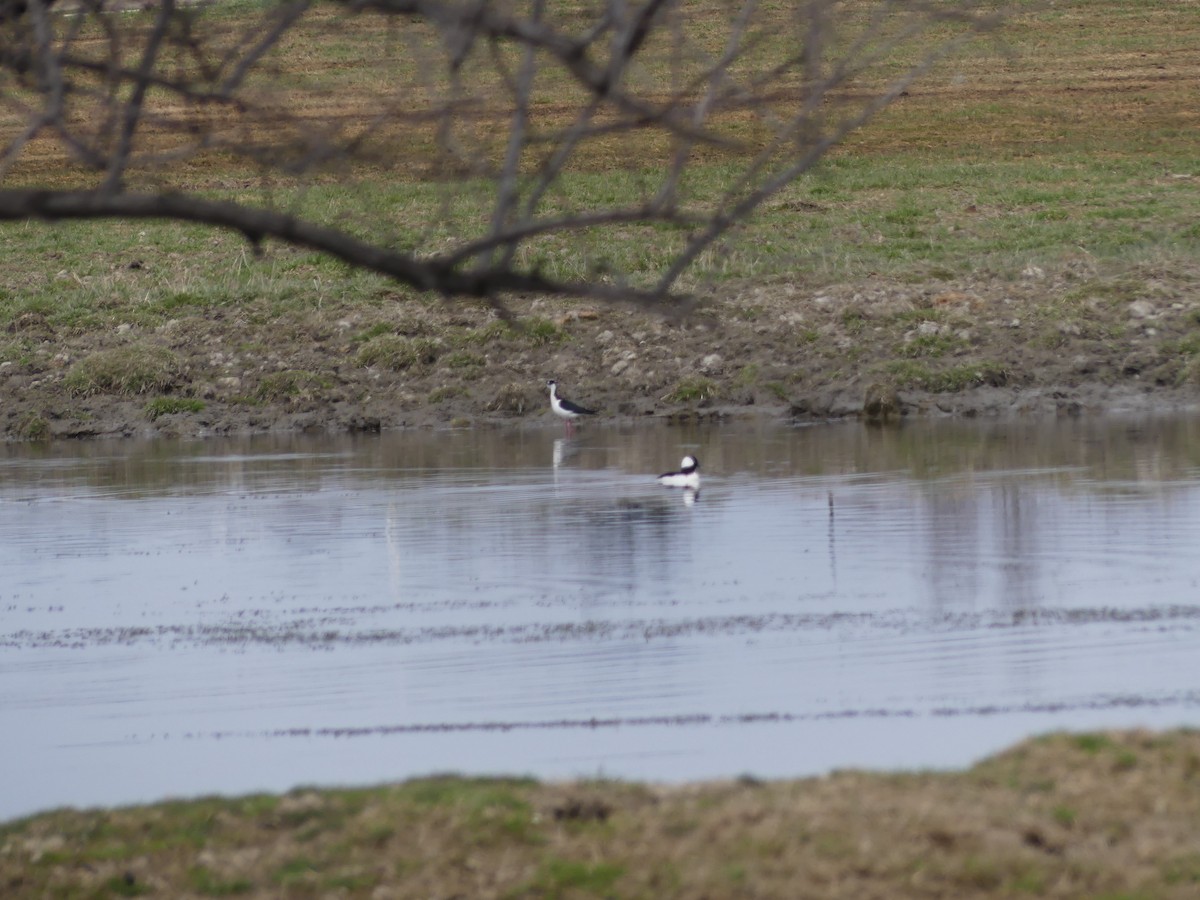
[
  {"left": 62, "top": 346, "right": 183, "bottom": 397},
  {"left": 666, "top": 376, "right": 717, "bottom": 403},
  {"left": 2, "top": 731, "right": 1199, "bottom": 899},
  {"left": 883, "top": 359, "right": 1010, "bottom": 393},
  {"left": 188, "top": 866, "right": 254, "bottom": 896},
  {"left": 145, "top": 397, "right": 205, "bottom": 420},
  {"left": 521, "top": 858, "right": 626, "bottom": 898},
  {"left": 521, "top": 318, "right": 568, "bottom": 346},
  {"left": 354, "top": 335, "right": 440, "bottom": 370},
  {"left": 0, "top": 2, "right": 1196, "bottom": 311},
  {"left": 255, "top": 370, "right": 332, "bottom": 402}
]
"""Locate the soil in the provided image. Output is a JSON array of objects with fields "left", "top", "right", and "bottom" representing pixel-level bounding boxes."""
[{"left": 4, "top": 257, "right": 1200, "bottom": 441}]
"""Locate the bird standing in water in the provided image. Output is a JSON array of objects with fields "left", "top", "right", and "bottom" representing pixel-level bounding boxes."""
[{"left": 546, "top": 379, "right": 596, "bottom": 433}]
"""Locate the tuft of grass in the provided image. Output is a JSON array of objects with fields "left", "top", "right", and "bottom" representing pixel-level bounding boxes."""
[
  {"left": 523, "top": 317, "right": 567, "bottom": 346},
  {"left": 897, "top": 332, "right": 965, "bottom": 359},
  {"left": 63, "top": 345, "right": 182, "bottom": 397},
  {"left": 271, "top": 857, "right": 318, "bottom": 887},
  {"left": 1114, "top": 750, "right": 1139, "bottom": 771},
  {"left": 352, "top": 322, "right": 395, "bottom": 343},
  {"left": 525, "top": 858, "right": 625, "bottom": 898},
  {"left": 145, "top": 397, "right": 205, "bottom": 420},
  {"left": 884, "top": 360, "right": 1008, "bottom": 393},
  {"left": 443, "top": 351, "right": 485, "bottom": 370},
  {"left": 186, "top": 866, "right": 254, "bottom": 896},
  {"left": 354, "top": 335, "right": 439, "bottom": 370},
  {"left": 1163, "top": 853, "right": 1200, "bottom": 886},
  {"left": 1052, "top": 805, "right": 1077, "bottom": 828},
  {"left": 841, "top": 309, "right": 868, "bottom": 335},
  {"left": 452, "top": 321, "right": 512, "bottom": 346},
  {"left": 733, "top": 363, "right": 760, "bottom": 388},
  {"left": 1075, "top": 734, "right": 1113, "bottom": 754},
  {"left": 255, "top": 370, "right": 332, "bottom": 402},
  {"left": 15, "top": 412, "right": 50, "bottom": 440},
  {"left": 429, "top": 385, "right": 466, "bottom": 403},
  {"left": 666, "top": 376, "right": 717, "bottom": 403},
  {"left": 487, "top": 383, "right": 537, "bottom": 415}
]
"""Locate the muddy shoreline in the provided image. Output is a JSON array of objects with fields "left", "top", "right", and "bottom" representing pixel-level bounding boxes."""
[{"left": 5, "top": 262, "right": 1200, "bottom": 441}]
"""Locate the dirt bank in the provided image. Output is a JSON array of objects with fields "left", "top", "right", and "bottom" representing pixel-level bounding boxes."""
[{"left": 4, "top": 258, "right": 1200, "bottom": 441}]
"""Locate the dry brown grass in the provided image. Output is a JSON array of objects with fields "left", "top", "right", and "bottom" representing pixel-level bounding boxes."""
[
  {"left": 6, "top": 0, "right": 1197, "bottom": 185},
  {"left": 2, "top": 730, "right": 1199, "bottom": 898}
]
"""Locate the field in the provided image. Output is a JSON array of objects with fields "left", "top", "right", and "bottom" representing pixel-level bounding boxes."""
[{"left": 0, "top": 0, "right": 1198, "bottom": 438}]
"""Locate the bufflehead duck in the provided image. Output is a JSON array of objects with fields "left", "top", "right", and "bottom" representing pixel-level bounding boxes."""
[
  {"left": 657, "top": 455, "right": 700, "bottom": 489},
  {"left": 547, "top": 380, "right": 596, "bottom": 431}
]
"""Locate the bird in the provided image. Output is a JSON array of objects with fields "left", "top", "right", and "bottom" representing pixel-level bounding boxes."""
[
  {"left": 546, "top": 379, "right": 596, "bottom": 432},
  {"left": 657, "top": 455, "right": 700, "bottom": 489}
]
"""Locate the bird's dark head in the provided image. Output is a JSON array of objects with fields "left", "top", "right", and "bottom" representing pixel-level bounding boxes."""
[{"left": 546, "top": 379, "right": 557, "bottom": 390}]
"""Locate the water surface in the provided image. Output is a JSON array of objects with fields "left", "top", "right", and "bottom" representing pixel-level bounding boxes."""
[{"left": 3, "top": 417, "right": 1200, "bottom": 821}]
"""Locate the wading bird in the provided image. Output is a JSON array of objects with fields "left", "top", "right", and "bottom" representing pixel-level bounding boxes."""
[{"left": 546, "top": 379, "right": 596, "bottom": 433}]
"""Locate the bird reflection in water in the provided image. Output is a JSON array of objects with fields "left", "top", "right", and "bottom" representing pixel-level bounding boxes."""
[{"left": 551, "top": 437, "right": 580, "bottom": 469}]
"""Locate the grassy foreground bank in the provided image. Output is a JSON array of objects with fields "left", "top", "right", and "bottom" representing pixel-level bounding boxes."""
[{"left": 3, "top": 730, "right": 1199, "bottom": 898}]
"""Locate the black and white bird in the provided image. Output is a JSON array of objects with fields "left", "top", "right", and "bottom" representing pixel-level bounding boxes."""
[
  {"left": 546, "top": 379, "right": 596, "bottom": 431},
  {"left": 657, "top": 455, "right": 700, "bottom": 489}
]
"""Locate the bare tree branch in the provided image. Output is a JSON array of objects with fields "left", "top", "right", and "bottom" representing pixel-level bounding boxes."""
[{"left": 0, "top": 187, "right": 683, "bottom": 306}]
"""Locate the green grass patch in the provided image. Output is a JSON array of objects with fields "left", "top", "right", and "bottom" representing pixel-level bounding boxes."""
[
  {"left": 271, "top": 856, "right": 319, "bottom": 886},
  {"left": 429, "top": 385, "right": 467, "bottom": 402},
  {"left": 523, "top": 858, "right": 626, "bottom": 898},
  {"left": 897, "top": 333, "right": 965, "bottom": 359},
  {"left": 396, "top": 776, "right": 540, "bottom": 808},
  {"left": 1163, "top": 853, "right": 1200, "bottom": 886},
  {"left": 523, "top": 317, "right": 567, "bottom": 346},
  {"left": 14, "top": 412, "right": 50, "bottom": 440},
  {"left": 765, "top": 381, "right": 790, "bottom": 401},
  {"left": 63, "top": 346, "right": 182, "bottom": 397},
  {"left": 884, "top": 360, "right": 1008, "bottom": 393},
  {"left": 1075, "top": 734, "right": 1113, "bottom": 755},
  {"left": 443, "top": 351, "right": 485, "bottom": 369},
  {"left": 187, "top": 866, "right": 254, "bottom": 896},
  {"left": 733, "top": 363, "right": 760, "bottom": 388},
  {"left": 1052, "top": 805, "right": 1077, "bottom": 828},
  {"left": 666, "top": 376, "right": 717, "bottom": 403},
  {"left": 255, "top": 370, "right": 332, "bottom": 402},
  {"left": 145, "top": 397, "right": 206, "bottom": 420},
  {"left": 354, "top": 335, "right": 440, "bottom": 370}
]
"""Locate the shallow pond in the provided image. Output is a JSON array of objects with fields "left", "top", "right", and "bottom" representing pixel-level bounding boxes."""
[{"left": 3, "top": 416, "right": 1200, "bottom": 821}]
